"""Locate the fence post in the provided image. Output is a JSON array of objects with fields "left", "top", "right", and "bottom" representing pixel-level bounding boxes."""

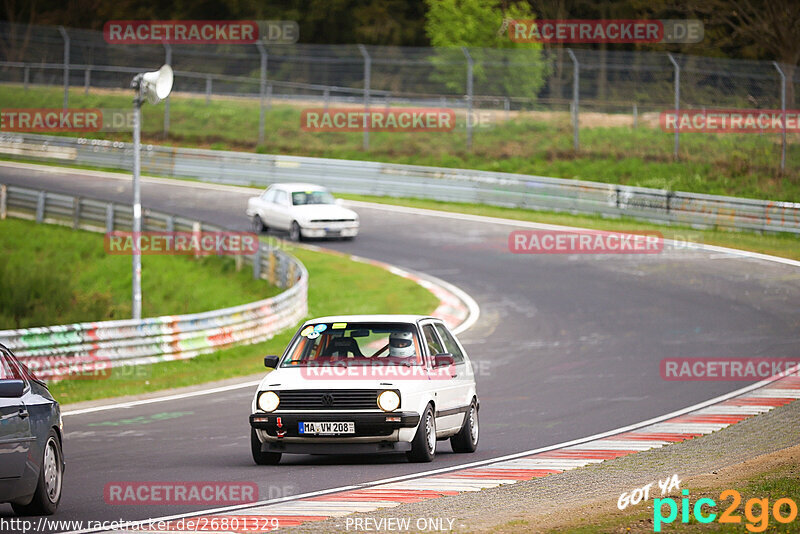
[
  {"left": 667, "top": 53, "right": 680, "bottom": 159},
  {"left": 252, "top": 244, "right": 262, "bottom": 280},
  {"left": 566, "top": 49, "right": 579, "bottom": 151},
  {"left": 358, "top": 44, "right": 371, "bottom": 151},
  {"left": 205, "top": 76, "right": 212, "bottom": 105},
  {"left": 504, "top": 97, "right": 510, "bottom": 121},
  {"left": 23, "top": 65, "right": 30, "bottom": 89},
  {"left": 36, "top": 191, "right": 45, "bottom": 223},
  {"left": 0, "top": 185, "right": 6, "bottom": 219},
  {"left": 256, "top": 42, "right": 267, "bottom": 145},
  {"left": 267, "top": 83, "right": 273, "bottom": 110},
  {"left": 162, "top": 44, "right": 172, "bottom": 138},
  {"left": 58, "top": 26, "right": 70, "bottom": 110},
  {"left": 462, "top": 47, "right": 474, "bottom": 150},
  {"left": 105, "top": 204, "right": 114, "bottom": 233},
  {"left": 84, "top": 68, "right": 90, "bottom": 95},
  {"left": 773, "top": 61, "right": 787, "bottom": 172},
  {"left": 323, "top": 87, "right": 330, "bottom": 110},
  {"left": 633, "top": 103, "right": 638, "bottom": 129},
  {"left": 73, "top": 197, "right": 81, "bottom": 229}
]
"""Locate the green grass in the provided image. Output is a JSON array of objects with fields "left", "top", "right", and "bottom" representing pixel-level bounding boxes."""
[
  {"left": 2, "top": 84, "right": 799, "bottom": 202},
  {"left": 534, "top": 463, "right": 800, "bottom": 533},
  {"left": 47, "top": 238, "right": 439, "bottom": 404},
  {"left": 0, "top": 218, "right": 278, "bottom": 329},
  {"left": 340, "top": 194, "right": 800, "bottom": 261}
]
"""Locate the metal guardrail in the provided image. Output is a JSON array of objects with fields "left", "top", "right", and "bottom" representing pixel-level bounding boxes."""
[
  {"left": 1, "top": 132, "right": 799, "bottom": 234},
  {"left": 0, "top": 183, "right": 308, "bottom": 380}
]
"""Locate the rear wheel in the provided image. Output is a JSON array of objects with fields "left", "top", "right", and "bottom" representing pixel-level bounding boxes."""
[
  {"left": 450, "top": 400, "right": 479, "bottom": 453},
  {"left": 406, "top": 404, "right": 436, "bottom": 463},
  {"left": 12, "top": 429, "right": 63, "bottom": 516},
  {"left": 251, "top": 429, "right": 281, "bottom": 465}
]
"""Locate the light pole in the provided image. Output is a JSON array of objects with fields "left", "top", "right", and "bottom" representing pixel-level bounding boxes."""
[{"left": 130, "top": 65, "right": 173, "bottom": 319}]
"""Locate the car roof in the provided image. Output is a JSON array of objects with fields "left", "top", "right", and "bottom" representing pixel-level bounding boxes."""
[
  {"left": 269, "top": 183, "right": 329, "bottom": 193},
  {"left": 304, "top": 314, "right": 441, "bottom": 325}
]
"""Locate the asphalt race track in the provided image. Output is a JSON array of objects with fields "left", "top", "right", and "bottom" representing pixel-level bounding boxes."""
[{"left": 1, "top": 164, "right": 799, "bottom": 531}]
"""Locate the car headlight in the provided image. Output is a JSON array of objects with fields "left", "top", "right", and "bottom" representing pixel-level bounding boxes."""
[
  {"left": 377, "top": 390, "right": 400, "bottom": 412},
  {"left": 258, "top": 391, "right": 280, "bottom": 412}
]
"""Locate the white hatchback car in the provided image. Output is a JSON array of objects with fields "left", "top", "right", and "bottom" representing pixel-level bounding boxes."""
[
  {"left": 246, "top": 183, "right": 359, "bottom": 241},
  {"left": 250, "top": 315, "right": 479, "bottom": 464}
]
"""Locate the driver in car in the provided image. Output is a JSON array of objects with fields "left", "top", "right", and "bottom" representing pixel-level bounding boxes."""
[{"left": 388, "top": 331, "right": 416, "bottom": 362}]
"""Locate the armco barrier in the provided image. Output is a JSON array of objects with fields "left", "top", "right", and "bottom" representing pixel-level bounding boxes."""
[
  {"left": 1, "top": 132, "right": 798, "bottom": 234},
  {"left": 0, "top": 183, "right": 308, "bottom": 380}
]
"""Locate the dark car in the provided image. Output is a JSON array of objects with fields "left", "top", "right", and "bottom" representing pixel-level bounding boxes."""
[{"left": 0, "top": 344, "right": 64, "bottom": 515}]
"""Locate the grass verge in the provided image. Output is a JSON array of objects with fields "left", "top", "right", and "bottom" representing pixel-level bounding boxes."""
[
  {"left": 1, "top": 85, "right": 798, "bottom": 201},
  {"left": 48, "top": 238, "right": 439, "bottom": 404}
]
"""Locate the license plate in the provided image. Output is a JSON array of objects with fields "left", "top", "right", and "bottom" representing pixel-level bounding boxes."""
[
  {"left": 299, "top": 421, "right": 355, "bottom": 435},
  {"left": 325, "top": 228, "right": 341, "bottom": 236}
]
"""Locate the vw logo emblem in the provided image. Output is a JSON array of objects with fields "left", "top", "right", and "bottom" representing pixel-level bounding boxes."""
[{"left": 321, "top": 393, "right": 334, "bottom": 407}]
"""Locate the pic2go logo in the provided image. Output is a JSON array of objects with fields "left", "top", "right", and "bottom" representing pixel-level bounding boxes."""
[{"left": 654, "top": 489, "right": 798, "bottom": 532}]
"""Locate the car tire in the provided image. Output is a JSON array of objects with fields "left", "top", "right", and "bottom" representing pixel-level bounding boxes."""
[
  {"left": 450, "top": 400, "right": 479, "bottom": 453},
  {"left": 289, "top": 221, "right": 302, "bottom": 242},
  {"left": 251, "top": 428, "right": 281, "bottom": 465},
  {"left": 252, "top": 215, "right": 267, "bottom": 234},
  {"left": 11, "top": 429, "right": 63, "bottom": 516},
  {"left": 406, "top": 404, "right": 436, "bottom": 463}
]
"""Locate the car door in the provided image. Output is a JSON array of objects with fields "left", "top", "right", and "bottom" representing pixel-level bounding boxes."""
[
  {"left": 0, "top": 351, "right": 33, "bottom": 479},
  {"left": 271, "top": 189, "right": 293, "bottom": 230},
  {"left": 419, "top": 321, "right": 461, "bottom": 433},
  {"left": 434, "top": 322, "right": 475, "bottom": 418},
  {"left": 257, "top": 187, "right": 277, "bottom": 225}
]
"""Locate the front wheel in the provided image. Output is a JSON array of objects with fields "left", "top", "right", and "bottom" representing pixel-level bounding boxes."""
[
  {"left": 12, "top": 429, "right": 63, "bottom": 516},
  {"left": 450, "top": 400, "right": 479, "bottom": 453},
  {"left": 251, "top": 215, "right": 266, "bottom": 234},
  {"left": 406, "top": 404, "right": 436, "bottom": 463},
  {"left": 251, "top": 429, "right": 281, "bottom": 465},
  {"left": 289, "top": 221, "right": 302, "bottom": 242}
]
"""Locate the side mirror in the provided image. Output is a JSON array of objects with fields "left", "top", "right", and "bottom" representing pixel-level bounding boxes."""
[
  {"left": 433, "top": 353, "right": 455, "bottom": 367},
  {"left": 264, "top": 355, "right": 280, "bottom": 369},
  {"left": 0, "top": 380, "right": 25, "bottom": 398}
]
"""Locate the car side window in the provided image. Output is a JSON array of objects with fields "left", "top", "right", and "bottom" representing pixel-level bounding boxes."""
[
  {"left": 261, "top": 189, "right": 276, "bottom": 202},
  {"left": 434, "top": 324, "right": 465, "bottom": 363},
  {"left": 421, "top": 324, "right": 444, "bottom": 358},
  {"left": 274, "top": 190, "right": 288, "bottom": 205},
  {"left": 0, "top": 351, "right": 23, "bottom": 380}
]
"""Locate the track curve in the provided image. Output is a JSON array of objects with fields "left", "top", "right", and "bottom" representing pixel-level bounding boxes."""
[{"left": 1, "top": 162, "right": 799, "bottom": 530}]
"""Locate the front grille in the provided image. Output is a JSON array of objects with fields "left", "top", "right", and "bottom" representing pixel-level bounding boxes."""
[
  {"left": 277, "top": 389, "right": 378, "bottom": 410},
  {"left": 309, "top": 219, "right": 356, "bottom": 223}
]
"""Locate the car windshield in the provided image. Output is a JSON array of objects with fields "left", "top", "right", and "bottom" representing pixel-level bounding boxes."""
[
  {"left": 292, "top": 190, "right": 336, "bottom": 206},
  {"left": 281, "top": 322, "right": 423, "bottom": 367}
]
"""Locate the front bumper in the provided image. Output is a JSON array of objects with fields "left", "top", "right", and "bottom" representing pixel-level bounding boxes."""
[
  {"left": 300, "top": 226, "right": 359, "bottom": 239},
  {"left": 250, "top": 411, "right": 420, "bottom": 439}
]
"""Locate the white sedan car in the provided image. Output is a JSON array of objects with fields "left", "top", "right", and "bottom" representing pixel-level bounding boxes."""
[
  {"left": 249, "top": 315, "right": 479, "bottom": 464},
  {"left": 246, "top": 183, "right": 359, "bottom": 241}
]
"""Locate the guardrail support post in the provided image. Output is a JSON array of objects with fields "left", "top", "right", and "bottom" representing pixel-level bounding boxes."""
[
  {"left": 0, "top": 185, "right": 6, "bottom": 220},
  {"left": 773, "top": 61, "right": 787, "bottom": 172},
  {"left": 358, "top": 44, "right": 371, "bottom": 151},
  {"left": 252, "top": 244, "right": 262, "bottom": 280},
  {"left": 504, "top": 97, "right": 510, "bottom": 121},
  {"left": 323, "top": 88, "right": 330, "bottom": 111},
  {"left": 667, "top": 53, "right": 680, "bottom": 160},
  {"left": 23, "top": 65, "right": 30, "bottom": 89},
  {"left": 205, "top": 76, "right": 212, "bottom": 105},
  {"left": 105, "top": 204, "right": 114, "bottom": 233},
  {"left": 36, "top": 191, "right": 45, "bottom": 223},
  {"left": 256, "top": 42, "right": 267, "bottom": 145},
  {"left": 163, "top": 44, "right": 172, "bottom": 139},
  {"left": 633, "top": 103, "right": 638, "bottom": 129},
  {"left": 462, "top": 47, "right": 474, "bottom": 150},
  {"left": 73, "top": 197, "right": 81, "bottom": 229},
  {"left": 165, "top": 215, "right": 174, "bottom": 232},
  {"left": 58, "top": 26, "right": 70, "bottom": 110},
  {"left": 566, "top": 49, "right": 579, "bottom": 151},
  {"left": 84, "top": 69, "right": 90, "bottom": 95}
]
